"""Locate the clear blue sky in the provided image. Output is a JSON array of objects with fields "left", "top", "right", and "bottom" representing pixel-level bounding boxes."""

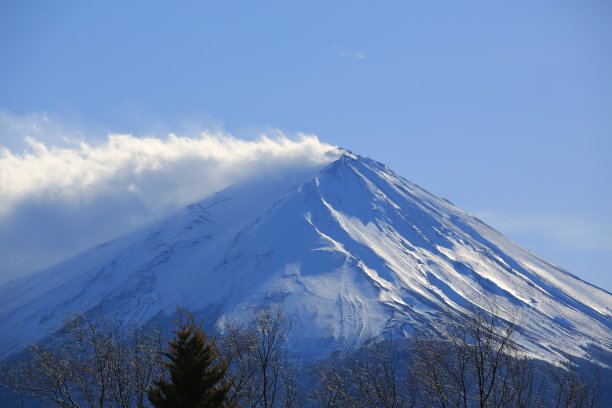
[{"left": 1, "top": 0, "right": 611, "bottom": 290}]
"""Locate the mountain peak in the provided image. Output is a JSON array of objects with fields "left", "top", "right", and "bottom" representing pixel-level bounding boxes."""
[
  {"left": 0, "top": 149, "right": 610, "bottom": 363},
  {"left": 336, "top": 147, "right": 357, "bottom": 158},
  {"left": 321, "top": 148, "right": 379, "bottom": 180}
]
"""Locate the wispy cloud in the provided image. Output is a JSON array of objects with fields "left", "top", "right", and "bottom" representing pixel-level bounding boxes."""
[
  {"left": 0, "top": 112, "right": 338, "bottom": 283},
  {"left": 338, "top": 50, "right": 366, "bottom": 60},
  {"left": 474, "top": 210, "right": 612, "bottom": 252},
  {"left": 0, "top": 111, "right": 93, "bottom": 151}
]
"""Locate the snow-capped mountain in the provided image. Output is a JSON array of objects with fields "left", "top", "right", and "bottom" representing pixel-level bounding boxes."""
[{"left": 0, "top": 149, "right": 610, "bottom": 362}]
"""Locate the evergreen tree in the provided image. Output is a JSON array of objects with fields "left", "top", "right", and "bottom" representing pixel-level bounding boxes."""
[{"left": 148, "top": 309, "right": 231, "bottom": 408}]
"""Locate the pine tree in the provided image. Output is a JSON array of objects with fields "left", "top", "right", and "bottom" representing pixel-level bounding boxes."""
[{"left": 148, "top": 309, "right": 231, "bottom": 408}]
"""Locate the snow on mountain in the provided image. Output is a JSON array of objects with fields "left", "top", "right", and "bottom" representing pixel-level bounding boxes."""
[{"left": 0, "top": 149, "right": 610, "bottom": 362}]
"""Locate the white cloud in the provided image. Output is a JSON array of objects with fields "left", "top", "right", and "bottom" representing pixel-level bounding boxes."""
[
  {"left": 0, "top": 113, "right": 338, "bottom": 283},
  {"left": 338, "top": 50, "right": 366, "bottom": 60}
]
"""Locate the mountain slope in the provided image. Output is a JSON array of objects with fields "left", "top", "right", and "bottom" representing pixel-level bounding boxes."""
[{"left": 1, "top": 149, "right": 610, "bottom": 362}]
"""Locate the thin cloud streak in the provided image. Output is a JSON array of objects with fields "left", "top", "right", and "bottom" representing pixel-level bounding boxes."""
[
  {"left": 338, "top": 50, "right": 366, "bottom": 60},
  {"left": 474, "top": 210, "right": 612, "bottom": 252}
]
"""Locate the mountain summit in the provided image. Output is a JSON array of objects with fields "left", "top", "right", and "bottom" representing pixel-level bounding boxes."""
[{"left": 1, "top": 149, "right": 610, "bottom": 361}]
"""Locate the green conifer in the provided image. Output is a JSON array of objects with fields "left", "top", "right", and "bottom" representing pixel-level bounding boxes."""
[{"left": 148, "top": 309, "right": 231, "bottom": 408}]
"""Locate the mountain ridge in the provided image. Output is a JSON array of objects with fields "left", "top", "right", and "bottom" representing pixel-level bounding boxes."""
[{"left": 0, "top": 148, "right": 610, "bottom": 363}]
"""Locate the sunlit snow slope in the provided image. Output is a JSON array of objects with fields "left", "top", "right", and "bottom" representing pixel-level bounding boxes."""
[{"left": 1, "top": 149, "right": 610, "bottom": 362}]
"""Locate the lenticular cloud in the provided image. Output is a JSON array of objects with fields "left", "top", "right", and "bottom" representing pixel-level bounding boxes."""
[{"left": 0, "top": 130, "right": 337, "bottom": 283}]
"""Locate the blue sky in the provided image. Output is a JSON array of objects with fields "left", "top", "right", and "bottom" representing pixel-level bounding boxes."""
[{"left": 1, "top": 0, "right": 611, "bottom": 290}]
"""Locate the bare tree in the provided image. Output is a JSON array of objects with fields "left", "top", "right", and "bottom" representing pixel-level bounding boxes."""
[
  {"left": 221, "top": 323, "right": 259, "bottom": 407},
  {"left": 311, "top": 347, "right": 359, "bottom": 408},
  {"left": 220, "top": 304, "right": 299, "bottom": 408},
  {"left": 410, "top": 305, "right": 550, "bottom": 408},
  {"left": 2, "top": 343, "right": 82, "bottom": 408},
  {"left": 2, "top": 305, "right": 605, "bottom": 408},
  {"left": 411, "top": 335, "right": 458, "bottom": 407},
  {"left": 1, "top": 313, "right": 163, "bottom": 408},
  {"left": 549, "top": 359, "right": 601, "bottom": 408},
  {"left": 312, "top": 335, "right": 414, "bottom": 408}
]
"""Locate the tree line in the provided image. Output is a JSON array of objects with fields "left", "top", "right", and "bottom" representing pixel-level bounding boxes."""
[{"left": 0, "top": 304, "right": 604, "bottom": 408}]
